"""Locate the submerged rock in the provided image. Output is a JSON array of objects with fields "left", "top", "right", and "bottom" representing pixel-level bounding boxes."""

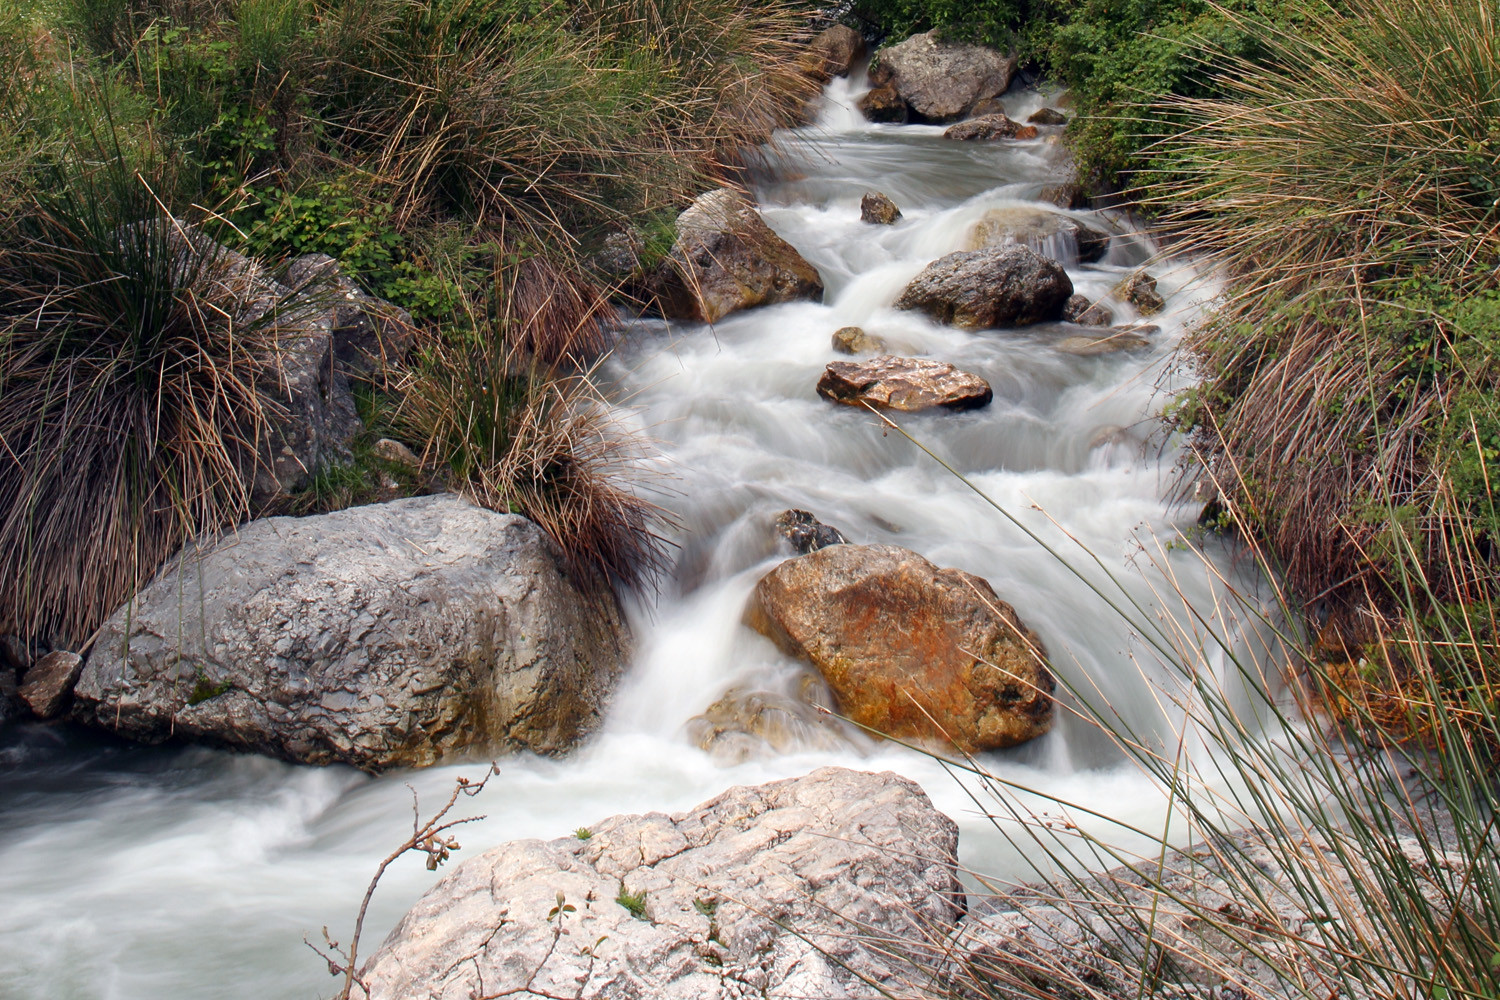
[
  {"left": 686, "top": 686, "right": 849, "bottom": 761},
  {"left": 944, "top": 114, "right": 1037, "bottom": 141},
  {"left": 831, "top": 325, "right": 888, "bottom": 354},
  {"left": 1056, "top": 330, "right": 1151, "bottom": 356},
  {"left": 18, "top": 650, "right": 83, "bottom": 719},
  {"left": 746, "top": 544, "right": 1054, "bottom": 753},
  {"left": 1063, "top": 293, "right": 1114, "bottom": 327},
  {"left": 896, "top": 245, "right": 1073, "bottom": 329},
  {"left": 817, "top": 356, "right": 994, "bottom": 412},
  {"left": 857, "top": 82, "right": 908, "bottom": 123},
  {"left": 879, "top": 30, "right": 1016, "bottom": 122},
  {"left": 860, "top": 191, "right": 902, "bottom": 225},
  {"left": 1039, "top": 181, "right": 1088, "bottom": 209},
  {"left": 72, "top": 494, "right": 629, "bottom": 770},
  {"left": 360, "top": 767, "right": 965, "bottom": 1000},
  {"left": 654, "top": 189, "right": 824, "bottom": 324},
  {"left": 1027, "top": 107, "right": 1068, "bottom": 126},
  {"left": 775, "top": 509, "right": 847, "bottom": 554},
  {"left": 967, "top": 207, "right": 1110, "bottom": 264},
  {"left": 1118, "top": 269, "right": 1166, "bottom": 315}
]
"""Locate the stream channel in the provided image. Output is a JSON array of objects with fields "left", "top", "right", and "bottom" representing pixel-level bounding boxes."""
[{"left": 0, "top": 71, "right": 1277, "bottom": 999}]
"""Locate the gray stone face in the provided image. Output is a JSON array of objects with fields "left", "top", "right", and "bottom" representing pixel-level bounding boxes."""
[
  {"left": 71, "top": 494, "right": 629, "bottom": 770},
  {"left": 879, "top": 31, "right": 1016, "bottom": 122},
  {"left": 895, "top": 246, "right": 1073, "bottom": 329},
  {"left": 967, "top": 207, "right": 1111, "bottom": 265},
  {"left": 654, "top": 190, "right": 824, "bottom": 324},
  {"left": 286, "top": 253, "right": 415, "bottom": 378},
  {"left": 359, "top": 767, "right": 965, "bottom": 1000}
]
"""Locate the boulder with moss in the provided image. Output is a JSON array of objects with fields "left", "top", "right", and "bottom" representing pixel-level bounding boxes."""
[{"left": 71, "top": 493, "right": 628, "bottom": 770}]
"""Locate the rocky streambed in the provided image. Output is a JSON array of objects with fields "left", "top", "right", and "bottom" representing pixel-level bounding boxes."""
[{"left": 0, "top": 29, "right": 1277, "bottom": 1000}]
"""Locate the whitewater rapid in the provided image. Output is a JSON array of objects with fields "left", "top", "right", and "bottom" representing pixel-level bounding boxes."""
[{"left": 0, "top": 73, "right": 1275, "bottom": 1000}]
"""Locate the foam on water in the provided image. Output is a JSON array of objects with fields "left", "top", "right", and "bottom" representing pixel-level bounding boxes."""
[{"left": 0, "top": 73, "right": 1277, "bottom": 999}]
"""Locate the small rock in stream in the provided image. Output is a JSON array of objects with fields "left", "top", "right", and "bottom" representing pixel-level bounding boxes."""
[
  {"left": 896, "top": 245, "right": 1073, "bottom": 329},
  {"left": 1064, "top": 293, "right": 1115, "bottom": 326},
  {"left": 19, "top": 651, "right": 83, "bottom": 719},
  {"left": 817, "top": 356, "right": 993, "bottom": 412},
  {"left": 775, "top": 509, "right": 848, "bottom": 554},
  {"left": 944, "top": 114, "right": 1038, "bottom": 141},
  {"left": 1027, "top": 107, "right": 1068, "bottom": 126},
  {"left": 860, "top": 191, "right": 902, "bottom": 225},
  {"left": 1118, "top": 269, "right": 1166, "bottom": 315},
  {"left": 831, "top": 325, "right": 887, "bottom": 354},
  {"left": 857, "top": 83, "right": 909, "bottom": 123}
]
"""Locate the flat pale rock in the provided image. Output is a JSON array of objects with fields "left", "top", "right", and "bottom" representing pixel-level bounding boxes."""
[
  {"left": 896, "top": 245, "right": 1072, "bottom": 329},
  {"left": 360, "top": 767, "right": 965, "bottom": 1000},
  {"left": 817, "top": 355, "right": 993, "bottom": 412},
  {"left": 831, "top": 325, "right": 888, "bottom": 354},
  {"left": 72, "top": 494, "right": 629, "bottom": 770},
  {"left": 746, "top": 544, "right": 1054, "bottom": 753}
]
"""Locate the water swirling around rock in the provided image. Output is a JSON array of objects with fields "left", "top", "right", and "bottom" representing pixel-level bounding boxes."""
[{"left": 0, "top": 72, "right": 1278, "bottom": 1000}]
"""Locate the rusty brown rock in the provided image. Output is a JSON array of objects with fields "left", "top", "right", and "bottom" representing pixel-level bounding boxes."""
[
  {"left": 746, "top": 545, "right": 1054, "bottom": 753},
  {"left": 861, "top": 191, "right": 902, "bottom": 225},
  {"left": 19, "top": 650, "right": 83, "bottom": 719},
  {"left": 817, "top": 356, "right": 993, "bottom": 412},
  {"left": 857, "top": 83, "right": 908, "bottom": 123}
]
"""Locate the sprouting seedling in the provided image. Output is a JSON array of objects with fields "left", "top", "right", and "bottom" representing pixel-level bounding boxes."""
[
  {"left": 616, "top": 886, "right": 648, "bottom": 920},
  {"left": 574, "top": 827, "right": 593, "bottom": 840},
  {"left": 548, "top": 891, "right": 577, "bottom": 924}
]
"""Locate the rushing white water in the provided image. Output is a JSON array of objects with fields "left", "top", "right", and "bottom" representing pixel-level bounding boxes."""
[{"left": 0, "top": 74, "right": 1278, "bottom": 1000}]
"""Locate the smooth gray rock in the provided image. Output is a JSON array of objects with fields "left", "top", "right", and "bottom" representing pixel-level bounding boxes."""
[
  {"left": 896, "top": 246, "right": 1073, "bottom": 329},
  {"left": 879, "top": 31, "right": 1016, "bottom": 122},
  {"left": 72, "top": 494, "right": 629, "bottom": 770},
  {"left": 360, "top": 767, "right": 965, "bottom": 1000},
  {"left": 19, "top": 650, "right": 83, "bottom": 719},
  {"left": 654, "top": 190, "right": 824, "bottom": 324}
]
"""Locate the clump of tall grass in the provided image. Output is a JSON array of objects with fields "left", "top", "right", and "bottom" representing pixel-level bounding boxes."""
[
  {"left": 1142, "top": 0, "right": 1500, "bottom": 696},
  {"left": 847, "top": 416, "right": 1500, "bottom": 1000},
  {"left": 0, "top": 161, "right": 290, "bottom": 649}
]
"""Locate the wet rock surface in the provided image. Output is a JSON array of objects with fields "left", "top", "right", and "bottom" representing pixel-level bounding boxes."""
[
  {"left": 1063, "top": 293, "right": 1115, "bottom": 326},
  {"left": 1027, "top": 107, "right": 1068, "bottom": 126},
  {"left": 71, "top": 494, "right": 629, "bottom": 770},
  {"left": 817, "top": 356, "right": 994, "bottom": 412},
  {"left": 1118, "top": 269, "right": 1166, "bottom": 315},
  {"left": 686, "top": 686, "right": 848, "bottom": 761},
  {"left": 360, "top": 766, "right": 965, "bottom": 1000},
  {"left": 860, "top": 191, "right": 902, "bottom": 225},
  {"left": 896, "top": 245, "right": 1073, "bottom": 329},
  {"left": 746, "top": 544, "right": 1054, "bottom": 753},
  {"left": 831, "top": 325, "right": 888, "bottom": 354},
  {"left": 18, "top": 651, "right": 83, "bottom": 720},
  {"left": 879, "top": 31, "right": 1016, "bottom": 122},
  {"left": 654, "top": 189, "right": 824, "bottom": 324},
  {"left": 857, "top": 82, "right": 908, "bottom": 123},
  {"left": 774, "top": 509, "right": 847, "bottom": 554},
  {"left": 944, "top": 114, "right": 1037, "bottom": 141}
]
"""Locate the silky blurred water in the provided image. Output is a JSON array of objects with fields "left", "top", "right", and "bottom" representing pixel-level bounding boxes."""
[{"left": 0, "top": 73, "right": 1279, "bottom": 1000}]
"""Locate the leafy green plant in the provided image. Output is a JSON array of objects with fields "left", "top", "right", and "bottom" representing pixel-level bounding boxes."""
[
  {"left": 573, "top": 827, "right": 593, "bottom": 840},
  {"left": 615, "top": 885, "right": 648, "bottom": 921}
]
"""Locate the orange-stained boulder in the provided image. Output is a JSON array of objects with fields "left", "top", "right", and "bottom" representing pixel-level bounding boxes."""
[{"left": 746, "top": 544, "right": 1053, "bottom": 753}]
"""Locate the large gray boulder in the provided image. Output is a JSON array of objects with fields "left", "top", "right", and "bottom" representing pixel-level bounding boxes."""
[
  {"left": 71, "top": 494, "right": 629, "bottom": 770},
  {"left": 359, "top": 767, "right": 965, "bottom": 999},
  {"left": 746, "top": 544, "right": 1054, "bottom": 753},
  {"left": 654, "top": 189, "right": 823, "bottom": 324},
  {"left": 878, "top": 31, "right": 1016, "bottom": 122},
  {"left": 896, "top": 245, "right": 1073, "bottom": 329}
]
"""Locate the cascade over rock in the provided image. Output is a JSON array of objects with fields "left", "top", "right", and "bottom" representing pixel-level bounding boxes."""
[
  {"left": 358, "top": 767, "right": 965, "bottom": 1000},
  {"left": 746, "top": 544, "right": 1054, "bottom": 753},
  {"left": 71, "top": 494, "right": 629, "bottom": 770},
  {"left": 967, "top": 207, "right": 1111, "bottom": 264}
]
